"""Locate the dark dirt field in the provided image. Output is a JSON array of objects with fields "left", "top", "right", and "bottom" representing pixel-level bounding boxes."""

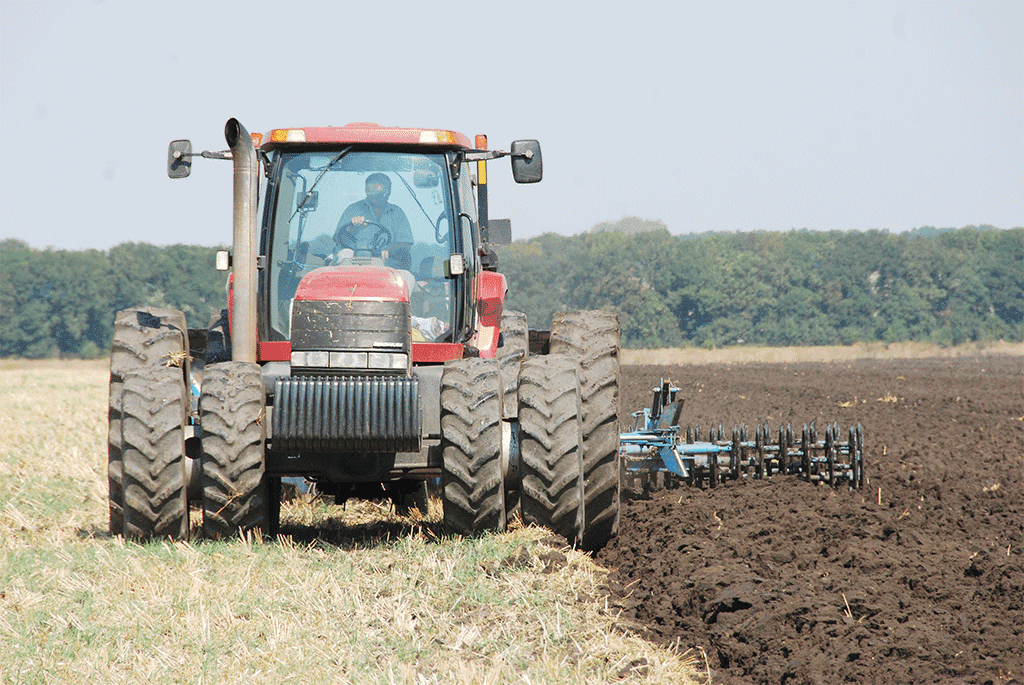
[{"left": 595, "top": 355, "right": 1023, "bottom": 685}]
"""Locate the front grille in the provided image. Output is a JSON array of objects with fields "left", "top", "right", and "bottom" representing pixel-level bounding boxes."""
[
  {"left": 291, "top": 300, "right": 410, "bottom": 353},
  {"left": 272, "top": 375, "right": 419, "bottom": 454}
]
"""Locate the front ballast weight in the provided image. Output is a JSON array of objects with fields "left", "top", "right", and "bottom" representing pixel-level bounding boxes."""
[{"left": 620, "top": 380, "right": 866, "bottom": 491}]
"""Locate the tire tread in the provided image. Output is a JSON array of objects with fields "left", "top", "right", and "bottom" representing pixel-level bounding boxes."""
[
  {"left": 441, "top": 358, "right": 505, "bottom": 536},
  {"left": 108, "top": 307, "right": 188, "bottom": 536},
  {"left": 519, "top": 355, "right": 584, "bottom": 543},
  {"left": 121, "top": 365, "right": 189, "bottom": 540},
  {"left": 551, "top": 310, "right": 621, "bottom": 550},
  {"left": 200, "top": 362, "right": 270, "bottom": 539}
]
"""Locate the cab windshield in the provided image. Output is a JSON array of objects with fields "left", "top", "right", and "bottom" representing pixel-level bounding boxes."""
[{"left": 266, "top": 151, "right": 456, "bottom": 343}]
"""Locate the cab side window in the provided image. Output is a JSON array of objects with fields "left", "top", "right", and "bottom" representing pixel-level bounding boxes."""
[{"left": 457, "top": 165, "right": 478, "bottom": 259}]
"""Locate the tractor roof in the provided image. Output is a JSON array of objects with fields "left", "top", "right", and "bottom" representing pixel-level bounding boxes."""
[{"left": 258, "top": 123, "right": 473, "bottom": 150}]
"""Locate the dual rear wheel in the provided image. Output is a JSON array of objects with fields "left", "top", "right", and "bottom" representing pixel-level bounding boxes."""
[
  {"left": 440, "top": 310, "right": 621, "bottom": 551},
  {"left": 108, "top": 307, "right": 189, "bottom": 538},
  {"left": 109, "top": 307, "right": 270, "bottom": 542}
]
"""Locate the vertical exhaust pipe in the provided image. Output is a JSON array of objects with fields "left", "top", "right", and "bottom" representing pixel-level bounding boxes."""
[{"left": 225, "top": 118, "right": 258, "bottom": 364}]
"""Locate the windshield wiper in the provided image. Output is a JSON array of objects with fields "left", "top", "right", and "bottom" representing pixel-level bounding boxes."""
[
  {"left": 392, "top": 170, "right": 436, "bottom": 228},
  {"left": 289, "top": 146, "right": 353, "bottom": 222}
]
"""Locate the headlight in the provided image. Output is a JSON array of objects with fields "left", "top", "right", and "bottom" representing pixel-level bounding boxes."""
[
  {"left": 291, "top": 350, "right": 330, "bottom": 368},
  {"left": 329, "top": 351, "right": 368, "bottom": 369},
  {"left": 369, "top": 352, "right": 408, "bottom": 370}
]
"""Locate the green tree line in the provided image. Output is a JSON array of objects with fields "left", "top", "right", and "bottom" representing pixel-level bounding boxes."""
[
  {"left": 1, "top": 240, "right": 226, "bottom": 358},
  {"left": 498, "top": 222, "right": 1023, "bottom": 348},
  {"left": 1, "top": 225, "right": 1020, "bottom": 357}
]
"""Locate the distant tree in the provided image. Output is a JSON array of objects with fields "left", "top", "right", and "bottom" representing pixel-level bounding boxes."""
[
  {"left": 1, "top": 241, "right": 224, "bottom": 358},
  {"left": 497, "top": 225, "right": 1021, "bottom": 349},
  {"left": 2, "top": 227, "right": 1019, "bottom": 358},
  {"left": 108, "top": 242, "right": 224, "bottom": 329},
  {"left": 590, "top": 217, "right": 669, "bottom": 235},
  {"left": 979, "top": 229, "right": 1023, "bottom": 330}
]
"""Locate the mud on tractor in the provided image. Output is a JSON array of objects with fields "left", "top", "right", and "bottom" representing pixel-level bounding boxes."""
[{"left": 108, "top": 119, "right": 622, "bottom": 551}]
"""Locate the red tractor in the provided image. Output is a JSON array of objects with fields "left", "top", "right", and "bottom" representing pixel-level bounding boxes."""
[{"left": 108, "top": 119, "right": 621, "bottom": 550}]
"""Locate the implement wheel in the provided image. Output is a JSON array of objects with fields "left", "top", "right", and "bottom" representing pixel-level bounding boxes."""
[
  {"left": 519, "top": 354, "right": 584, "bottom": 544},
  {"left": 200, "top": 362, "right": 271, "bottom": 539},
  {"left": 108, "top": 307, "right": 188, "bottom": 537},
  {"left": 441, "top": 357, "right": 506, "bottom": 536},
  {"left": 121, "top": 365, "right": 190, "bottom": 540},
  {"left": 551, "top": 310, "right": 621, "bottom": 550}
]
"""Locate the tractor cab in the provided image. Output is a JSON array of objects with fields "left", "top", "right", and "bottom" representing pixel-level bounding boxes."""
[
  {"left": 184, "top": 123, "right": 544, "bottom": 371},
  {"left": 263, "top": 147, "right": 465, "bottom": 351}
]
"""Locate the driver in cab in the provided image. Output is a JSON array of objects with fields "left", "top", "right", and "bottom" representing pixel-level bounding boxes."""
[{"left": 334, "top": 173, "right": 413, "bottom": 270}]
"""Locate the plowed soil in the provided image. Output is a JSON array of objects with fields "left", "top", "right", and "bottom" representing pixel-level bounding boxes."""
[{"left": 596, "top": 355, "right": 1023, "bottom": 685}]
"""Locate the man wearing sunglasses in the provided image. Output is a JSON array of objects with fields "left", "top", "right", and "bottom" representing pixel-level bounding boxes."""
[{"left": 334, "top": 173, "right": 413, "bottom": 269}]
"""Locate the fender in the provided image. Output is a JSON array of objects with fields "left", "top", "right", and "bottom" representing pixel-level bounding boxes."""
[{"left": 470, "top": 270, "right": 506, "bottom": 359}]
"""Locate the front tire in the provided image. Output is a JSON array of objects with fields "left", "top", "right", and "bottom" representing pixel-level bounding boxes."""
[
  {"left": 441, "top": 357, "right": 506, "bottom": 536},
  {"left": 200, "top": 362, "right": 271, "bottom": 539},
  {"left": 121, "top": 365, "right": 190, "bottom": 541},
  {"left": 108, "top": 307, "right": 188, "bottom": 537}
]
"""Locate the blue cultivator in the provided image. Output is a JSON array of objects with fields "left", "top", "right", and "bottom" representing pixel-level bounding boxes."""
[{"left": 620, "top": 380, "right": 865, "bottom": 491}]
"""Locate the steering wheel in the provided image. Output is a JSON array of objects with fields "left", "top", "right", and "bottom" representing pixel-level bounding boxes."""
[
  {"left": 335, "top": 220, "right": 393, "bottom": 258},
  {"left": 364, "top": 220, "right": 392, "bottom": 254}
]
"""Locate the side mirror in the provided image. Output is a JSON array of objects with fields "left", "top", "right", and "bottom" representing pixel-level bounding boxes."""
[
  {"left": 510, "top": 140, "right": 542, "bottom": 183},
  {"left": 167, "top": 140, "right": 192, "bottom": 179}
]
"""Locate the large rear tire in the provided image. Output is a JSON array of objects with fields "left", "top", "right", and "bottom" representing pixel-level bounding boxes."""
[
  {"left": 441, "top": 357, "right": 506, "bottom": 536},
  {"left": 496, "top": 309, "right": 529, "bottom": 516},
  {"left": 200, "top": 362, "right": 271, "bottom": 539},
  {"left": 108, "top": 307, "right": 188, "bottom": 536},
  {"left": 121, "top": 365, "right": 190, "bottom": 541},
  {"left": 551, "top": 310, "right": 621, "bottom": 551},
  {"left": 496, "top": 309, "right": 528, "bottom": 418},
  {"left": 498, "top": 309, "right": 529, "bottom": 358},
  {"left": 518, "top": 354, "right": 585, "bottom": 544}
]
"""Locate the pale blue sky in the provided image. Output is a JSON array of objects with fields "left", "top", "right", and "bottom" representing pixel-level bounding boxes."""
[{"left": 1, "top": 0, "right": 1021, "bottom": 250}]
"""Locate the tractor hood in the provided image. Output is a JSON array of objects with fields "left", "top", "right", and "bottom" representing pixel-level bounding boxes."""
[
  {"left": 295, "top": 265, "right": 411, "bottom": 303},
  {"left": 290, "top": 265, "right": 413, "bottom": 376}
]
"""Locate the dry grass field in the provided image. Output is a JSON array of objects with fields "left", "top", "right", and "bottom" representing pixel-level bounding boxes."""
[{"left": 0, "top": 360, "right": 704, "bottom": 685}]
